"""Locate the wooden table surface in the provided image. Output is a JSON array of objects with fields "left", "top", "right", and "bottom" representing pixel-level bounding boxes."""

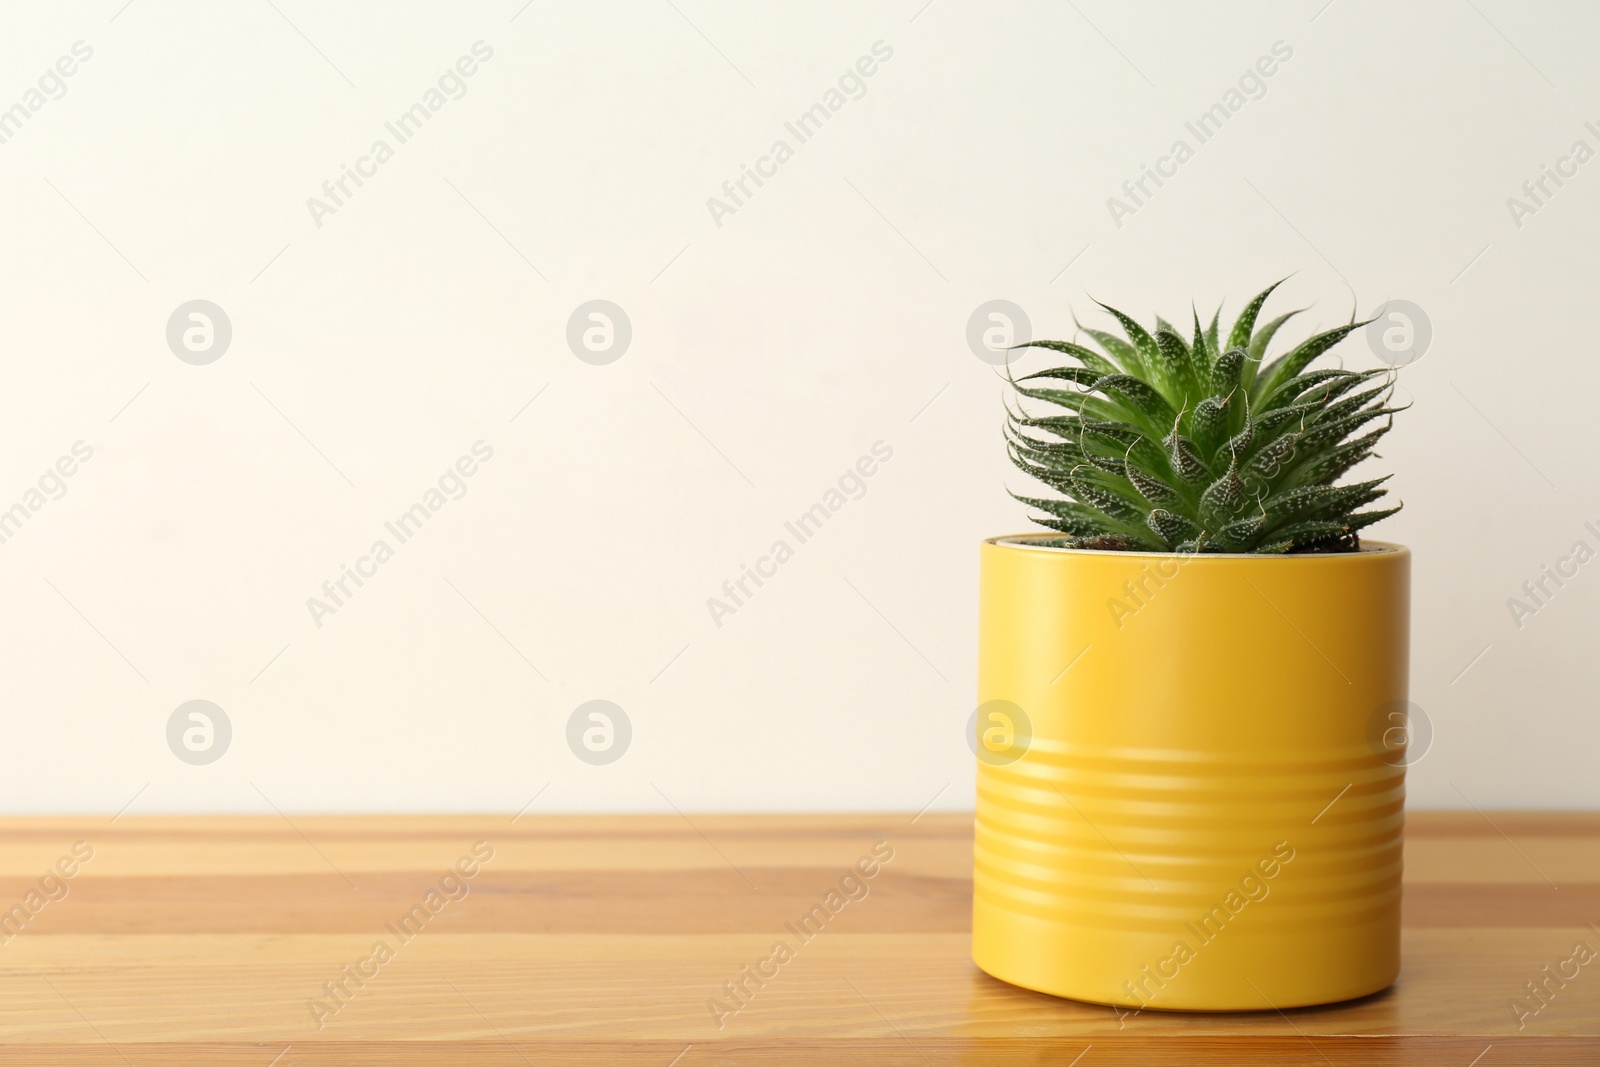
[{"left": 0, "top": 812, "right": 1595, "bottom": 1065}]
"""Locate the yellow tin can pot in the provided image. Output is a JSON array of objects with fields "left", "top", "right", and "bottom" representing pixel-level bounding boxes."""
[{"left": 972, "top": 534, "right": 1410, "bottom": 1011}]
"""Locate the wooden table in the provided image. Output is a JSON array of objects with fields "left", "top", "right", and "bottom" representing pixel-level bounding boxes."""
[{"left": 0, "top": 812, "right": 1595, "bottom": 1064}]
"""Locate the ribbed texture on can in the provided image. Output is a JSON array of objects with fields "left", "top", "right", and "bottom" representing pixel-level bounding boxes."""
[{"left": 975, "top": 746, "right": 1403, "bottom": 932}]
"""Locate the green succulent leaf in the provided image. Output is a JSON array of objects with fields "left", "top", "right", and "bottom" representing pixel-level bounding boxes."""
[
  {"left": 1193, "top": 396, "right": 1234, "bottom": 455},
  {"left": 1126, "top": 457, "right": 1186, "bottom": 509},
  {"left": 1095, "top": 301, "right": 1161, "bottom": 371},
  {"left": 1018, "top": 366, "right": 1104, "bottom": 389},
  {"left": 1199, "top": 459, "right": 1250, "bottom": 525},
  {"left": 1241, "top": 309, "right": 1304, "bottom": 392},
  {"left": 1258, "top": 478, "right": 1389, "bottom": 527},
  {"left": 1301, "top": 403, "right": 1407, "bottom": 450},
  {"left": 1315, "top": 381, "right": 1396, "bottom": 427},
  {"left": 1191, "top": 309, "right": 1212, "bottom": 377},
  {"left": 1154, "top": 329, "right": 1201, "bottom": 402},
  {"left": 1147, "top": 508, "right": 1201, "bottom": 547},
  {"left": 1259, "top": 368, "right": 1381, "bottom": 413},
  {"left": 1215, "top": 508, "right": 1269, "bottom": 550},
  {"left": 1164, "top": 430, "right": 1214, "bottom": 489},
  {"left": 1071, "top": 469, "right": 1147, "bottom": 526},
  {"left": 1343, "top": 505, "right": 1403, "bottom": 532},
  {"left": 1010, "top": 492, "right": 1135, "bottom": 539},
  {"left": 1253, "top": 319, "right": 1375, "bottom": 404},
  {"left": 1278, "top": 424, "right": 1392, "bottom": 489},
  {"left": 1210, "top": 347, "right": 1247, "bottom": 398},
  {"left": 1011, "top": 381, "right": 1096, "bottom": 412},
  {"left": 1271, "top": 519, "right": 1354, "bottom": 548},
  {"left": 1227, "top": 277, "right": 1288, "bottom": 351},
  {"left": 1017, "top": 415, "right": 1136, "bottom": 445},
  {"left": 1008, "top": 339, "right": 1120, "bottom": 377},
  {"left": 1078, "top": 325, "right": 1142, "bottom": 375},
  {"left": 1245, "top": 430, "right": 1300, "bottom": 485},
  {"left": 1093, "top": 373, "right": 1180, "bottom": 430},
  {"left": 1224, "top": 412, "right": 1255, "bottom": 459}
]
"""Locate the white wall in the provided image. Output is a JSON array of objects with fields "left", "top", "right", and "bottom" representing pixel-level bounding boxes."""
[{"left": 0, "top": 0, "right": 1593, "bottom": 814}]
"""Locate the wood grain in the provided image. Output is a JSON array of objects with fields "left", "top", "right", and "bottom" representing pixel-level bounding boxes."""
[{"left": 0, "top": 812, "right": 1594, "bottom": 1064}]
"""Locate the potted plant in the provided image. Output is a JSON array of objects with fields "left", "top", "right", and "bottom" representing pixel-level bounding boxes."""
[{"left": 972, "top": 280, "right": 1410, "bottom": 1011}]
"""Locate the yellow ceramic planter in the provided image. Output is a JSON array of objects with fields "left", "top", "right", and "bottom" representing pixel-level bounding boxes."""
[{"left": 972, "top": 535, "right": 1410, "bottom": 1011}]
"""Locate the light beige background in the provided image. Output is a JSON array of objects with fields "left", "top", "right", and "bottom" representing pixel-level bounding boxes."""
[{"left": 0, "top": 0, "right": 1591, "bottom": 812}]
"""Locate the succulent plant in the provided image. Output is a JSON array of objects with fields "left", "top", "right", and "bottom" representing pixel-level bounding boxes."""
[{"left": 1006, "top": 280, "right": 1403, "bottom": 553}]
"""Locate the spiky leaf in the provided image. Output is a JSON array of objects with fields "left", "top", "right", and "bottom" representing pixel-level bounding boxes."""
[
  {"left": 1153, "top": 329, "right": 1198, "bottom": 399},
  {"left": 1227, "top": 278, "right": 1288, "bottom": 351},
  {"left": 1147, "top": 508, "right": 1200, "bottom": 547},
  {"left": 1165, "top": 430, "right": 1213, "bottom": 489},
  {"left": 1253, "top": 319, "right": 1375, "bottom": 404},
  {"left": 1210, "top": 347, "right": 1247, "bottom": 398},
  {"left": 1008, "top": 339, "right": 1120, "bottom": 377},
  {"left": 1199, "top": 460, "right": 1249, "bottom": 524},
  {"left": 1191, "top": 396, "right": 1232, "bottom": 459},
  {"left": 1096, "top": 301, "right": 1161, "bottom": 372},
  {"left": 1093, "top": 373, "right": 1179, "bottom": 430}
]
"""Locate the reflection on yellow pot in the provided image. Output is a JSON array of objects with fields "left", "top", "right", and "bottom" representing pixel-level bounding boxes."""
[{"left": 972, "top": 535, "right": 1410, "bottom": 1011}]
